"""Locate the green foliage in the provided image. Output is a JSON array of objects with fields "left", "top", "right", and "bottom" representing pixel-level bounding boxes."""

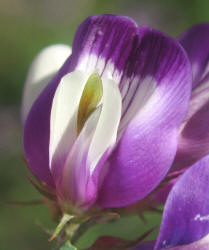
[
  {"left": 60, "top": 241, "right": 77, "bottom": 250},
  {"left": 75, "top": 214, "right": 161, "bottom": 249}
]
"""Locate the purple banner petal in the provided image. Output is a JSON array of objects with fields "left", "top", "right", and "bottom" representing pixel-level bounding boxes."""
[
  {"left": 97, "top": 28, "right": 192, "bottom": 207},
  {"left": 71, "top": 14, "right": 138, "bottom": 76},
  {"left": 155, "top": 156, "right": 209, "bottom": 250}
]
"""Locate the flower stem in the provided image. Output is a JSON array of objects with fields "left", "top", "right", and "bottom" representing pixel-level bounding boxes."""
[{"left": 49, "top": 214, "right": 74, "bottom": 241}]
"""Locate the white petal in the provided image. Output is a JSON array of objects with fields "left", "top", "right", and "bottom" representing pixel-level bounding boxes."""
[
  {"left": 22, "top": 44, "right": 71, "bottom": 123},
  {"left": 49, "top": 70, "right": 89, "bottom": 169},
  {"left": 88, "top": 77, "right": 122, "bottom": 174},
  {"left": 59, "top": 77, "right": 122, "bottom": 205},
  {"left": 60, "top": 106, "right": 102, "bottom": 205}
]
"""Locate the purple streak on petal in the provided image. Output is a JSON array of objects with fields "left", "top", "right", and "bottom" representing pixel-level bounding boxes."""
[
  {"left": 71, "top": 15, "right": 137, "bottom": 75},
  {"left": 57, "top": 132, "right": 96, "bottom": 208},
  {"left": 178, "top": 23, "right": 209, "bottom": 89},
  {"left": 155, "top": 156, "right": 209, "bottom": 250},
  {"left": 97, "top": 28, "right": 192, "bottom": 208},
  {"left": 23, "top": 15, "right": 138, "bottom": 188},
  {"left": 57, "top": 144, "right": 112, "bottom": 209}
]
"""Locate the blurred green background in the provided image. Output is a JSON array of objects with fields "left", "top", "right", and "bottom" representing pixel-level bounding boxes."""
[{"left": 1, "top": 0, "right": 209, "bottom": 249}]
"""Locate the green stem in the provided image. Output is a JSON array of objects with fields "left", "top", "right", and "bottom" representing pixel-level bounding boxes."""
[{"left": 49, "top": 214, "right": 74, "bottom": 241}]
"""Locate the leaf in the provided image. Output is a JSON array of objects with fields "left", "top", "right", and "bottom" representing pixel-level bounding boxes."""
[
  {"left": 76, "top": 214, "right": 161, "bottom": 249},
  {"left": 60, "top": 241, "right": 77, "bottom": 250}
]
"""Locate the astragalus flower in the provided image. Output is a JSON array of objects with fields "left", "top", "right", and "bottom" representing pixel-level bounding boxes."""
[
  {"left": 173, "top": 23, "right": 209, "bottom": 170},
  {"left": 22, "top": 14, "right": 192, "bottom": 212},
  {"left": 151, "top": 23, "right": 209, "bottom": 204},
  {"left": 133, "top": 156, "right": 209, "bottom": 250},
  {"left": 88, "top": 156, "right": 209, "bottom": 249}
]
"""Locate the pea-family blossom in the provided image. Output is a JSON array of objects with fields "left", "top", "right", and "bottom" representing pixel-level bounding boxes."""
[
  {"left": 22, "top": 15, "right": 192, "bottom": 211},
  {"left": 132, "top": 156, "right": 209, "bottom": 250},
  {"left": 173, "top": 23, "right": 209, "bottom": 170},
  {"left": 151, "top": 23, "right": 209, "bottom": 204},
  {"left": 89, "top": 157, "right": 209, "bottom": 250}
]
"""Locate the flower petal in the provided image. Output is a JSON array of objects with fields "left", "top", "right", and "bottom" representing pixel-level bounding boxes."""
[
  {"left": 155, "top": 156, "right": 209, "bottom": 250},
  {"left": 149, "top": 168, "right": 186, "bottom": 205},
  {"left": 71, "top": 15, "right": 137, "bottom": 78},
  {"left": 23, "top": 15, "right": 138, "bottom": 188},
  {"left": 165, "top": 234, "right": 209, "bottom": 250},
  {"left": 57, "top": 77, "right": 122, "bottom": 208},
  {"left": 172, "top": 24, "right": 209, "bottom": 171},
  {"left": 179, "top": 23, "right": 209, "bottom": 89},
  {"left": 49, "top": 71, "right": 89, "bottom": 176},
  {"left": 172, "top": 82, "right": 209, "bottom": 170},
  {"left": 21, "top": 44, "right": 71, "bottom": 123},
  {"left": 97, "top": 28, "right": 192, "bottom": 207}
]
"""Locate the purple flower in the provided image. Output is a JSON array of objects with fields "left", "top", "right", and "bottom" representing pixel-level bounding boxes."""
[
  {"left": 134, "top": 156, "right": 209, "bottom": 250},
  {"left": 151, "top": 23, "right": 209, "bottom": 205},
  {"left": 22, "top": 15, "right": 192, "bottom": 211},
  {"left": 172, "top": 23, "right": 209, "bottom": 171}
]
